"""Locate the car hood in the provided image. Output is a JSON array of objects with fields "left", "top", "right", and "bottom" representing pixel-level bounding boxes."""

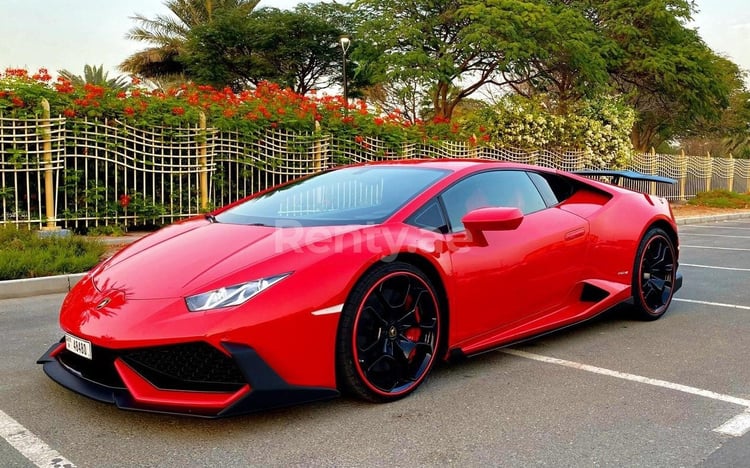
[{"left": 92, "top": 219, "right": 369, "bottom": 300}]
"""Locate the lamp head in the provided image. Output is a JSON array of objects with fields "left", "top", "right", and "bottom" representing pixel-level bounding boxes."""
[{"left": 339, "top": 35, "right": 351, "bottom": 53}]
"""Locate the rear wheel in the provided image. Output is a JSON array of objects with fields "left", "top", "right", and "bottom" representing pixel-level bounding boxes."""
[
  {"left": 337, "top": 261, "right": 442, "bottom": 402},
  {"left": 632, "top": 228, "right": 677, "bottom": 320}
]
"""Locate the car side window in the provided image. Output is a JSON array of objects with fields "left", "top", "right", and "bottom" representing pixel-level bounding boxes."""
[
  {"left": 406, "top": 199, "right": 449, "bottom": 233},
  {"left": 440, "top": 170, "right": 547, "bottom": 232},
  {"left": 527, "top": 171, "right": 577, "bottom": 206}
]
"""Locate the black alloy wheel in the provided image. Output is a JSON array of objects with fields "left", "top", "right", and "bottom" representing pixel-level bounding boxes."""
[
  {"left": 632, "top": 227, "right": 677, "bottom": 320},
  {"left": 337, "top": 261, "right": 442, "bottom": 402}
]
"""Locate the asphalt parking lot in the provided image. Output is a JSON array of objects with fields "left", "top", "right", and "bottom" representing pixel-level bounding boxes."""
[{"left": 1, "top": 217, "right": 749, "bottom": 467}]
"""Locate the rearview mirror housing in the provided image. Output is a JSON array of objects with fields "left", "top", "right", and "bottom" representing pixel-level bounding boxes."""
[{"left": 461, "top": 207, "right": 524, "bottom": 245}]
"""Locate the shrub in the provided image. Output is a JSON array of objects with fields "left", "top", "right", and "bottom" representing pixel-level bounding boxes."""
[
  {"left": 0, "top": 225, "right": 106, "bottom": 280},
  {"left": 688, "top": 190, "right": 750, "bottom": 209}
]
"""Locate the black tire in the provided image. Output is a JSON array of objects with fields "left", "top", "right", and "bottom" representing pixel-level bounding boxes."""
[
  {"left": 632, "top": 227, "right": 677, "bottom": 320},
  {"left": 336, "top": 261, "right": 442, "bottom": 402}
]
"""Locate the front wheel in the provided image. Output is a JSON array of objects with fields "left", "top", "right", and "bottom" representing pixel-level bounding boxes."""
[
  {"left": 336, "top": 261, "right": 442, "bottom": 402},
  {"left": 632, "top": 227, "right": 677, "bottom": 320}
]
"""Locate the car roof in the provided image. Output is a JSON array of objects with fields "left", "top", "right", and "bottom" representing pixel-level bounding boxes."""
[{"left": 344, "top": 159, "right": 551, "bottom": 173}]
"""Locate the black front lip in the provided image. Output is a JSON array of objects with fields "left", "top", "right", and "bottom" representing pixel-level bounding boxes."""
[
  {"left": 37, "top": 340, "right": 339, "bottom": 418},
  {"left": 675, "top": 271, "right": 684, "bottom": 293}
]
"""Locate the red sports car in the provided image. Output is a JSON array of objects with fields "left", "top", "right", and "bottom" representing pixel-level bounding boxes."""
[{"left": 39, "top": 160, "right": 682, "bottom": 417}]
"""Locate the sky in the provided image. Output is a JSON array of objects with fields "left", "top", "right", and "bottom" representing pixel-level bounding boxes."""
[{"left": 1, "top": 0, "right": 748, "bottom": 84}]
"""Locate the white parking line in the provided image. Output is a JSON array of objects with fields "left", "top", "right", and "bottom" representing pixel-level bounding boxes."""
[
  {"left": 0, "top": 409, "right": 75, "bottom": 467},
  {"left": 681, "top": 225, "right": 750, "bottom": 231},
  {"left": 715, "top": 411, "right": 750, "bottom": 437},
  {"left": 679, "top": 233, "right": 750, "bottom": 239},
  {"left": 674, "top": 298, "right": 750, "bottom": 310},
  {"left": 681, "top": 263, "right": 750, "bottom": 272},
  {"left": 681, "top": 245, "right": 750, "bottom": 252},
  {"left": 502, "top": 349, "right": 750, "bottom": 437}
]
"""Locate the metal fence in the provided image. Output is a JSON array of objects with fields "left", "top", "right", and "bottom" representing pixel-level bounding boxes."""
[{"left": 2, "top": 113, "right": 749, "bottom": 229}]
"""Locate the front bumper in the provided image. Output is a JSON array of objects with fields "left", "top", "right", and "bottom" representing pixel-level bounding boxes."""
[{"left": 37, "top": 339, "right": 339, "bottom": 417}]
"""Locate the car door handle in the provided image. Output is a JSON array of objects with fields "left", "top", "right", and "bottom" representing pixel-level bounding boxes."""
[{"left": 564, "top": 227, "right": 586, "bottom": 241}]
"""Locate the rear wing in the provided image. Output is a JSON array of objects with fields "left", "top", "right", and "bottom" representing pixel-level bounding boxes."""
[{"left": 573, "top": 169, "right": 676, "bottom": 185}]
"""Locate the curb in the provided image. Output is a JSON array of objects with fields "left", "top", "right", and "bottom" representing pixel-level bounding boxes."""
[
  {"left": 675, "top": 211, "right": 750, "bottom": 225},
  {"left": 0, "top": 273, "right": 86, "bottom": 300},
  {"left": 2, "top": 212, "right": 750, "bottom": 301}
]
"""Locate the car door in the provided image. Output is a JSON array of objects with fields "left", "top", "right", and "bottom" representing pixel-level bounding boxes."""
[{"left": 441, "top": 170, "right": 590, "bottom": 347}]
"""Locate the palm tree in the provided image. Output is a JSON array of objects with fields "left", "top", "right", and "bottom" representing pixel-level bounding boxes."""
[
  {"left": 120, "top": 0, "right": 260, "bottom": 80},
  {"left": 57, "top": 65, "right": 130, "bottom": 90}
]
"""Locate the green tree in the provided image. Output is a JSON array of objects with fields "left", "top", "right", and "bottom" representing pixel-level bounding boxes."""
[
  {"left": 722, "top": 88, "right": 750, "bottom": 158},
  {"left": 353, "top": 0, "right": 612, "bottom": 120},
  {"left": 57, "top": 65, "right": 129, "bottom": 90},
  {"left": 584, "top": 0, "right": 737, "bottom": 151},
  {"left": 681, "top": 67, "right": 750, "bottom": 158},
  {"left": 182, "top": 5, "right": 354, "bottom": 94},
  {"left": 120, "top": 0, "right": 259, "bottom": 79}
]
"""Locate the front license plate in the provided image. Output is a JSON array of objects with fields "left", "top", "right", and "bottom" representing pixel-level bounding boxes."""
[{"left": 65, "top": 334, "right": 92, "bottom": 360}]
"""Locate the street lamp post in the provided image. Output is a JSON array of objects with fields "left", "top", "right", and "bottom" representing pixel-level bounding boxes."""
[{"left": 339, "top": 35, "right": 351, "bottom": 114}]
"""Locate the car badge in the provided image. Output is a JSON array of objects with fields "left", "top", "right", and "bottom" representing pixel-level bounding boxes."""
[{"left": 96, "top": 298, "right": 111, "bottom": 309}]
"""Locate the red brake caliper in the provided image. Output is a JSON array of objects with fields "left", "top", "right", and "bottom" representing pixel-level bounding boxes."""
[{"left": 404, "top": 299, "right": 421, "bottom": 360}]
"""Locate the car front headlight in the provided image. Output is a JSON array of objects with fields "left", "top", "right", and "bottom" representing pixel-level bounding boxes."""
[{"left": 185, "top": 273, "right": 290, "bottom": 312}]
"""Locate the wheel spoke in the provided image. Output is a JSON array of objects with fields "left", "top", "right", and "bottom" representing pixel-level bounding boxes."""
[
  {"left": 363, "top": 304, "right": 388, "bottom": 326},
  {"left": 364, "top": 355, "right": 401, "bottom": 391},
  {"left": 374, "top": 289, "right": 394, "bottom": 314},
  {"left": 417, "top": 317, "right": 437, "bottom": 331},
  {"left": 358, "top": 328, "right": 383, "bottom": 353},
  {"left": 647, "top": 276, "right": 666, "bottom": 292},
  {"left": 395, "top": 289, "right": 426, "bottom": 324},
  {"left": 396, "top": 337, "right": 417, "bottom": 360}
]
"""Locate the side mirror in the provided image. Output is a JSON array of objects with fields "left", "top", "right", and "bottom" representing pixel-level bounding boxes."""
[{"left": 461, "top": 207, "right": 524, "bottom": 245}]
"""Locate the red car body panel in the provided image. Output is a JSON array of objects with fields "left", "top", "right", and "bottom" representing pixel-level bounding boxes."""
[{"left": 39, "top": 160, "right": 681, "bottom": 416}]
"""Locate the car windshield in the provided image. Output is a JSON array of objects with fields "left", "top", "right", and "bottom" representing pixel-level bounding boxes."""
[{"left": 216, "top": 165, "right": 448, "bottom": 227}]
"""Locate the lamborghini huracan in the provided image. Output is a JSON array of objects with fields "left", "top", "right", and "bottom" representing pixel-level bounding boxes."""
[{"left": 39, "top": 160, "right": 682, "bottom": 416}]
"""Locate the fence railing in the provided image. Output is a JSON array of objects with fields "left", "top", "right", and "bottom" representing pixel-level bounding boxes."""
[{"left": 2, "top": 112, "right": 749, "bottom": 229}]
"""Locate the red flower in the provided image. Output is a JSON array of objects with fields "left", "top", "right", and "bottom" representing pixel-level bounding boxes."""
[
  {"left": 11, "top": 97, "right": 24, "bottom": 107},
  {"left": 83, "top": 83, "right": 105, "bottom": 99},
  {"left": 172, "top": 106, "right": 185, "bottom": 116},
  {"left": 374, "top": 117, "right": 385, "bottom": 126},
  {"left": 124, "top": 107, "right": 135, "bottom": 117},
  {"left": 54, "top": 77, "right": 74, "bottom": 93},
  {"left": 119, "top": 194, "right": 131, "bottom": 208},
  {"left": 63, "top": 109, "right": 76, "bottom": 118}
]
